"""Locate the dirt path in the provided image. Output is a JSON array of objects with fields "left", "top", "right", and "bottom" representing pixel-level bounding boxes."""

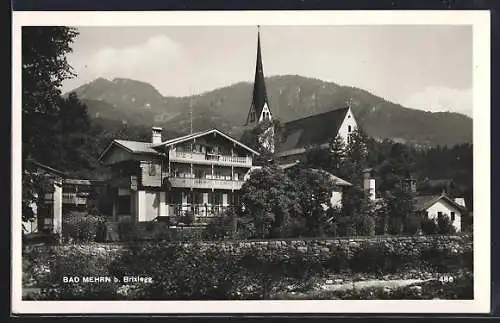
[{"left": 319, "top": 278, "right": 431, "bottom": 292}]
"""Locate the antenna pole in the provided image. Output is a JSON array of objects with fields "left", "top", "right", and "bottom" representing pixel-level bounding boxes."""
[{"left": 187, "top": 86, "right": 193, "bottom": 135}]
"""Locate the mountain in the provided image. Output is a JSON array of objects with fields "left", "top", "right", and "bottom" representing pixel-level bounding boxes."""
[{"left": 68, "top": 75, "right": 472, "bottom": 147}]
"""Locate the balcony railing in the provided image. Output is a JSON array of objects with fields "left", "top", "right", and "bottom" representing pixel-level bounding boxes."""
[
  {"left": 168, "top": 177, "right": 245, "bottom": 190},
  {"left": 169, "top": 151, "right": 252, "bottom": 166},
  {"left": 62, "top": 193, "right": 88, "bottom": 205}
]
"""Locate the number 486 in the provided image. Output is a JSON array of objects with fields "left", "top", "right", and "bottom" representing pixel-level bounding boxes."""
[{"left": 439, "top": 275, "right": 455, "bottom": 283}]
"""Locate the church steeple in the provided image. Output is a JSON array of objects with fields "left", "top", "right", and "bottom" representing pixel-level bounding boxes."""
[{"left": 246, "top": 25, "right": 272, "bottom": 126}]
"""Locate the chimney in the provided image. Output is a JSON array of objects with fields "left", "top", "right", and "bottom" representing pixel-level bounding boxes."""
[
  {"left": 363, "top": 168, "right": 376, "bottom": 201},
  {"left": 152, "top": 127, "right": 163, "bottom": 144},
  {"left": 454, "top": 198, "right": 466, "bottom": 208},
  {"left": 401, "top": 176, "right": 417, "bottom": 194}
]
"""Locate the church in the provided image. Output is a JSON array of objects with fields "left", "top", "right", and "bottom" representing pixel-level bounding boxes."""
[{"left": 244, "top": 27, "right": 359, "bottom": 165}]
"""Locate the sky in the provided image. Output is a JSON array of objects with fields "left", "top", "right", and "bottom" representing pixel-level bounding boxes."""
[{"left": 62, "top": 25, "right": 473, "bottom": 117}]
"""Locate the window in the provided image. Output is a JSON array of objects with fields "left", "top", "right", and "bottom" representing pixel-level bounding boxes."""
[
  {"left": 348, "top": 125, "right": 352, "bottom": 133},
  {"left": 42, "top": 217, "right": 54, "bottom": 231},
  {"left": 424, "top": 211, "right": 429, "bottom": 219},
  {"left": 437, "top": 211, "right": 443, "bottom": 219},
  {"left": 194, "top": 192, "right": 203, "bottom": 204},
  {"left": 116, "top": 195, "right": 131, "bottom": 215},
  {"left": 250, "top": 110, "right": 256, "bottom": 123},
  {"left": 149, "top": 163, "right": 157, "bottom": 176},
  {"left": 186, "top": 191, "right": 193, "bottom": 204},
  {"left": 214, "top": 192, "right": 222, "bottom": 205},
  {"left": 451, "top": 212, "right": 455, "bottom": 222}
]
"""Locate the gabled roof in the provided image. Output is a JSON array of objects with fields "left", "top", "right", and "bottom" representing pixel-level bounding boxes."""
[
  {"left": 279, "top": 160, "right": 352, "bottom": 187},
  {"left": 308, "top": 168, "right": 352, "bottom": 187},
  {"left": 153, "top": 128, "right": 260, "bottom": 156},
  {"left": 99, "top": 128, "right": 260, "bottom": 163},
  {"left": 279, "top": 107, "right": 349, "bottom": 154},
  {"left": 413, "top": 194, "right": 467, "bottom": 212},
  {"left": 98, "top": 139, "right": 161, "bottom": 162}
]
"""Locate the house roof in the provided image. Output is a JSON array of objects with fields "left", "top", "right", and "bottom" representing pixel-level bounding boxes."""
[
  {"left": 279, "top": 160, "right": 352, "bottom": 187},
  {"left": 99, "top": 128, "right": 260, "bottom": 163},
  {"left": 279, "top": 107, "right": 349, "bottom": 154},
  {"left": 97, "top": 139, "right": 160, "bottom": 162},
  {"left": 26, "top": 159, "right": 67, "bottom": 177},
  {"left": 413, "top": 194, "right": 467, "bottom": 212},
  {"left": 153, "top": 128, "right": 261, "bottom": 156},
  {"left": 63, "top": 179, "right": 93, "bottom": 185},
  {"left": 308, "top": 168, "right": 352, "bottom": 186}
]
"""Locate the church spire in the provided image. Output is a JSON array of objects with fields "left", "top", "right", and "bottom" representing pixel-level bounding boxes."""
[{"left": 246, "top": 25, "right": 272, "bottom": 126}]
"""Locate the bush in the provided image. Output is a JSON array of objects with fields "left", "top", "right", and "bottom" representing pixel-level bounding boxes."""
[
  {"left": 336, "top": 216, "right": 357, "bottom": 237},
  {"left": 109, "top": 242, "right": 244, "bottom": 300},
  {"left": 203, "top": 216, "right": 235, "bottom": 241},
  {"left": 421, "top": 217, "right": 438, "bottom": 235},
  {"left": 437, "top": 215, "right": 456, "bottom": 234},
  {"left": 404, "top": 214, "right": 421, "bottom": 235},
  {"left": 387, "top": 217, "right": 404, "bottom": 235},
  {"left": 355, "top": 216, "right": 376, "bottom": 236},
  {"left": 179, "top": 210, "right": 196, "bottom": 225},
  {"left": 63, "top": 213, "right": 107, "bottom": 243},
  {"left": 24, "top": 235, "right": 473, "bottom": 300},
  {"left": 28, "top": 247, "right": 121, "bottom": 300}
]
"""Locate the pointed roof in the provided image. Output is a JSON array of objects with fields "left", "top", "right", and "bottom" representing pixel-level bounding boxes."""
[
  {"left": 98, "top": 128, "right": 261, "bottom": 164},
  {"left": 246, "top": 26, "right": 270, "bottom": 125},
  {"left": 413, "top": 193, "right": 467, "bottom": 212},
  {"left": 278, "top": 107, "right": 350, "bottom": 155}
]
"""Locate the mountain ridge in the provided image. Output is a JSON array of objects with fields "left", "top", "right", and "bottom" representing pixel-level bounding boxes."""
[{"left": 67, "top": 75, "right": 472, "bottom": 147}]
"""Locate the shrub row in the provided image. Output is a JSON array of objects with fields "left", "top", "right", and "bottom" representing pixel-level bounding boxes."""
[
  {"left": 24, "top": 235, "right": 472, "bottom": 300},
  {"left": 62, "top": 213, "right": 107, "bottom": 243}
]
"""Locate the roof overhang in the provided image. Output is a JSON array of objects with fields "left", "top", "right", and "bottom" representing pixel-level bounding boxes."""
[
  {"left": 97, "top": 140, "right": 159, "bottom": 163},
  {"left": 153, "top": 128, "right": 261, "bottom": 156}
]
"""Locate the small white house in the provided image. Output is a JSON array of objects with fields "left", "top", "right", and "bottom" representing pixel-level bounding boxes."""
[
  {"left": 413, "top": 194, "right": 467, "bottom": 232},
  {"left": 278, "top": 161, "right": 352, "bottom": 209}
]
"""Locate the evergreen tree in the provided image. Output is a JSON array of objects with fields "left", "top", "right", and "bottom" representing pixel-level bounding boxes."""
[
  {"left": 303, "top": 134, "right": 346, "bottom": 177},
  {"left": 343, "top": 129, "right": 369, "bottom": 186}
]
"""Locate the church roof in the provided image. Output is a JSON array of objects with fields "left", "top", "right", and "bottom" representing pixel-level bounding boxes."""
[
  {"left": 246, "top": 28, "right": 270, "bottom": 125},
  {"left": 279, "top": 107, "right": 350, "bottom": 155}
]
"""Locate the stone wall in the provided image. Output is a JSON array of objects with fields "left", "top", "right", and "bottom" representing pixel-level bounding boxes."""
[{"left": 24, "top": 234, "right": 472, "bottom": 259}]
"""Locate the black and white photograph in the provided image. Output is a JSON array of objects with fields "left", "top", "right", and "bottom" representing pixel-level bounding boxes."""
[{"left": 12, "top": 11, "right": 490, "bottom": 314}]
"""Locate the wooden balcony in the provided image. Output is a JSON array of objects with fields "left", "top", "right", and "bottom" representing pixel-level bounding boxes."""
[
  {"left": 62, "top": 193, "right": 88, "bottom": 205},
  {"left": 168, "top": 177, "right": 245, "bottom": 190},
  {"left": 169, "top": 151, "right": 252, "bottom": 167}
]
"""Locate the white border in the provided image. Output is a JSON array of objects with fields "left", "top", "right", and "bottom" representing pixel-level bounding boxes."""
[{"left": 12, "top": 10, "right": 491, "bottom": 314}]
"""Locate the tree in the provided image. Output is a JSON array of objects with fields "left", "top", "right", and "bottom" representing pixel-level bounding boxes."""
[
  {"left": 287, "top": 168, "right": 335, "bottom": 237},
  {"left": 22, "top": 27, "right": 79, "bottom": 162},
  {"left": 304, "top": 135, "right": 346, "bottom": 177},
  {"left": 343, "top": 129, "right": 369, "bottom": 186},
  {"left": 382, "top": 186, "right": 415, "bottom": 235},
  {"left": 339, "top": 186, "right": 376, "bottom": 236},
  {"left": 22, "top": 27, "right": 79, "bottom": 222},
  {"left": 240, "top": 119, "right": 283, "bottom": 166},
  {"left": 239, "top": 165, "right": 301, "bottom": 238}
]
